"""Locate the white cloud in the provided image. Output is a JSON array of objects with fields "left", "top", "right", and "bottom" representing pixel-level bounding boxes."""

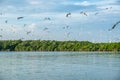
[
  {"left": 61, "top": 1, "right": 92, "bottom": 6},
  {"left": 74, "top": 1, "right": 92, "bottom": 6},
  {"left": 62, "top": 0, "right": 118, "bottom": 7},
  {"left": 26, "top": 23, "right": 38, "bottom": 32},
  {"left": 28, "top": 0, "right": 40, "bottom": 5}
]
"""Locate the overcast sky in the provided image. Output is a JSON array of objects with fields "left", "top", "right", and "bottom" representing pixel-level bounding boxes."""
[{"left": 0, "top": 0, "right": 120, "bottom": 42}]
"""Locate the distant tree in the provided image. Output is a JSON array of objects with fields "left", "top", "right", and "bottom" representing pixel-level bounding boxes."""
[{"left": 0, "top": 40, "right": 120, "bottom": 52}]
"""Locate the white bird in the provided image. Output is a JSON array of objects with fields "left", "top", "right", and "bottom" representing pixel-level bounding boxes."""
[
  {"left": 80, "top": 11, "right": 88, "bottom": 16},
  {"left": 27, "top": 31, "right": 31, "bottom": 35},
  {"left": 66, "top": 13, "right": 71, "bottom": 17},
  {"left": 0, "top": 35, "right": 2, "bottom": 37},
  {"left": 44, "top": 17, "right": 51, "bottom": 20},
  {"left": 43, "top": 28, "right": 48, "bottom": 31}
]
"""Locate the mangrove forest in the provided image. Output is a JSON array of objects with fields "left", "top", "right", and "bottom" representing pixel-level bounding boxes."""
[{"left": 0, "top": 40, "right": 120, "bottom": 51}]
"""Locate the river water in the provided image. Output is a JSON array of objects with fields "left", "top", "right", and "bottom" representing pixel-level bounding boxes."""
[{"left": 0, "top": 52, "right": 120, "bottom": 80}]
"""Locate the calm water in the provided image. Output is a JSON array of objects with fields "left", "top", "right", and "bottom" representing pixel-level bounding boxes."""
[{"left": 0, "top": 52, "right": 120, "bottom": 80}]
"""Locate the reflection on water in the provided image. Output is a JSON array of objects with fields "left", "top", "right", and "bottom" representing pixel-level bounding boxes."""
[{"left": 0, "top": 52, "right": 120, "bottom": 80}]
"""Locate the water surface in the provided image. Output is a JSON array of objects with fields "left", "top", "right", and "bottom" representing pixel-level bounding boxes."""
[{"left": 0, "top": 52, "right": 120, "bottom": 80}]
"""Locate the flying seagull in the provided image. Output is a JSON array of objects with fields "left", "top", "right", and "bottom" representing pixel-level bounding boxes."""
[
  {"left": 80, "top": 12, "right": 87, "bottom": 16},
  {"left": 43, "top": 27, "right": 48, "bottom": 31},
  {"left": 105, "top": 8, "right": 109, "bottom": 10},
  {"left": 105, "top": 7, "right": 112, "bottom": 10},
  {"left": 66, "top": 26, "right": 71, "bottom": 29},
  {"left": 0, "top": 35, "right": 2, "bottom": 37},
  {"left": 17, "top": 17, "right": 24, "bottom": 20},
  {"left": 24, "top": 24, "right": 27, "bottom": 27},
  {"left": 66, "top": 13, "right": 71, "bottom": 17},
  {"left": 62, "top": 27, "right": 65, "bottom": 29},
  {"left": 62, "top": 26, "right": 71, "bottom": 29},
  {"left": 83, "top": 13, "right": 87, "bottom": 16},
  {"left": 95, "top": 12, "right": 99, "bottom": 15},
  {"left": 109, "top": 20, "right": 120, "bottom": 31},
  {"left": 5, "top": 20, "right": 8, "bottom": 23},
  {"left": 1, "top": 29, "right": 3, "bottom": 31},
  {"left": 0, "top": 13, "right": 2, "bottom": 15},
  {"left": 44, "top": 17, "right": 51, "bottom": 20},
  {"left": 27, "top": 31, "right": 31, "bottom": 35}
]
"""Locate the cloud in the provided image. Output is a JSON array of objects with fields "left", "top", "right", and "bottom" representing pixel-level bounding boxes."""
[
  {"left": 61, "top": 0, "right": 118, "bottom": 7},
  {"left": 74, "top": 1, "right": 91, "bottom": 6},
  {"left": 27, "top": 23, "right": 38, "bottom": 32},
  {"left": 61, "top": 1, "right": 91, "bottom": 6},
  {"left": 28, "top": 0, "right": 40, "bottom": 5}
]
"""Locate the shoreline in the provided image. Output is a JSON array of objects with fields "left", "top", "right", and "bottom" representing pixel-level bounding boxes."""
[{"left": 0, "top": 51, "right": 120, "bottom": 53}]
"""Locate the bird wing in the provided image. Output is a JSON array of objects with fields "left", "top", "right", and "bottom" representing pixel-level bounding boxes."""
[
  {"left": 17, "top": 17, "right": 24, "bottom": 20},
  {"left": 109, "top": 20, "right": 120, "bottom": 31}
]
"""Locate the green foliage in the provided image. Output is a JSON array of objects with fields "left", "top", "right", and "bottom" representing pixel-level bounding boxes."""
[{"left": 0, "top": 40, "right": 120, "bottom": 51}]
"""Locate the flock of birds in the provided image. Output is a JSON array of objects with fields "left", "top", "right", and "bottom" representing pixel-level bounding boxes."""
[
  {"left": 0, "top": 6, "right": 120, "bottom": 41},
  {"left": 66, "top": 7, "right": 120, "bottom": 32}
]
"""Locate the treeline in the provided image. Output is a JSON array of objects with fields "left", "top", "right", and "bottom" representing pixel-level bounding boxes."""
[{"left": 0, "top": 40, "right": 120, "bottom": 51}]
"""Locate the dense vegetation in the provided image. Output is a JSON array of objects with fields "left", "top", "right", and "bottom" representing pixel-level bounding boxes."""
[{"left": 0, "top": 40, "right": 120, "bottom": 51}]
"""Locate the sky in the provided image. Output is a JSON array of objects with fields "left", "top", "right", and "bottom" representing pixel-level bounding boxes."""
[{"left": 0, "top": 0, "right": 120, "bottom": 42}]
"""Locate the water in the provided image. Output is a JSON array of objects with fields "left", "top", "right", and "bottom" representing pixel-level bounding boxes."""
[{"left": 0, "top": 52, "right": 120, "bottom": 80}]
